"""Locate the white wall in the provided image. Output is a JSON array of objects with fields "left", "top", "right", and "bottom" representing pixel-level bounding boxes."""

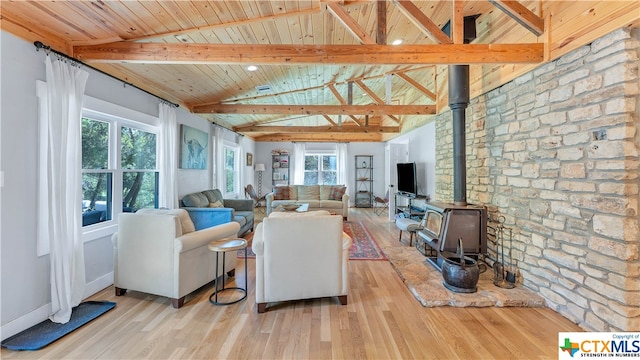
[{"left": 388, "top": 121, "right": 437, "bottom": 200}]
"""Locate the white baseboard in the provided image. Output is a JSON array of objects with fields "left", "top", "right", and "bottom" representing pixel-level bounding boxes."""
[
  {"left": 83, "top": 272, "right": 114, "bottom": 299},
  {"left": 1, "top": 272, "right": 114, "bottom": 341}
]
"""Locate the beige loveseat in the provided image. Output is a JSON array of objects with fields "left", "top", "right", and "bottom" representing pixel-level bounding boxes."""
[
  {"left": 112, "top": 208, "right": 241, "bottom": 308},
  {"left": 265, "top": 185, "right": 349, "bottom": 220},
  {"left": 253, "top": 211, "right": 352, "bottom": 313}
]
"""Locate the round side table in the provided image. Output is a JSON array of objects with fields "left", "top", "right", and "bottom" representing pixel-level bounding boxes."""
[{"left": 208, "top": 238, "right": 248, "bottom": 305}]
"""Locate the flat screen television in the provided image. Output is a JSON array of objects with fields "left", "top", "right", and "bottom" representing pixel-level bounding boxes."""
[{"left": 397, "top": 162, "right": 418, "bottom": 196}]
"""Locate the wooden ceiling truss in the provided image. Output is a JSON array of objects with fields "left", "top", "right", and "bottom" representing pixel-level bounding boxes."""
[{"left": 7, "top": 0, "right": 634, "bottom": 142}]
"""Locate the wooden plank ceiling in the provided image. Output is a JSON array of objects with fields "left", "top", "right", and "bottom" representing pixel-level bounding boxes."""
[{"left": 1, "top": 1, "right": 638, "bottom": 142}]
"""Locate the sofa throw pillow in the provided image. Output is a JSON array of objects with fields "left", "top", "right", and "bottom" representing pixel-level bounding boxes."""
[
  {"left": 273, "top": 186, "right": 290, "bottom": 200},
  {"left": 181, "top": 192, "right": 209, "bottom": 207},
  {"left": 209, "top": 200, "right": 224, "bottom": 208},
  {"left": 329, "top": 185, "right": 346, "bottom": 200},
  {"left": 202, "top": 189, "right": 223, "bottom": 203}
]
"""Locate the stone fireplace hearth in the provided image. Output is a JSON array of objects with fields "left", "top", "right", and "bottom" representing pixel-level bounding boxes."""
[{"left": 382, "top": 245, "right": 545, "bottom": 308}]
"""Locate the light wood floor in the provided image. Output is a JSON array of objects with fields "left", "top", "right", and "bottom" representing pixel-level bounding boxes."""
[{"left": 2, "top": 208, "right": 582, "bottom": 359}]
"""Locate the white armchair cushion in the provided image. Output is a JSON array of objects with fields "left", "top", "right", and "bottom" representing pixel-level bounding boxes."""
[{"left": 136, "top": 208, "right": 196, "bottom": 234}]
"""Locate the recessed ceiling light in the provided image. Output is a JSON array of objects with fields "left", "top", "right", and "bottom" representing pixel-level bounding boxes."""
[
  {"left": 391, "top": 39, "right": 403, "bottom": 45},
  {"left": 247, "top": 65, "right": 259, "bottom": 72}
]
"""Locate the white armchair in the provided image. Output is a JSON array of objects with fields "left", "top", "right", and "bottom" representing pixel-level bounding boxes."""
[
  {"left": 112, "top": 208, "right": 241, "bottom": 308},
  {"left": 253, "top": 212, "right": 352, "bottom": 313}
]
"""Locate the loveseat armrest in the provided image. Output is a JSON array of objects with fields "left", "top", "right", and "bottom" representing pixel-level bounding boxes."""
[
  {"left": 342, "top": 193, "right": 350, "bottom": 220},
  {"left": 265, "top": 193, "right": 275, "bottom": 215},
  {"left": 182, "top": 207, "right": 234, "bottom": 231},
  {"left": 176, "top": 222, "right": 241, "bottom": 253},
  {"left": 223, "top": 198, "right": 253, "bottom": 211}
]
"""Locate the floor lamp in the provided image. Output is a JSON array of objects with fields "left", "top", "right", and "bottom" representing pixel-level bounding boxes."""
[{"left": 254, "top": 163, "right": 266, "bottom": 198}]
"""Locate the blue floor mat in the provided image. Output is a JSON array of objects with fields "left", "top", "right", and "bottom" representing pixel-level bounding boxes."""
[{"left": 1, "top": 301, "right": 116, "bottom": 351}]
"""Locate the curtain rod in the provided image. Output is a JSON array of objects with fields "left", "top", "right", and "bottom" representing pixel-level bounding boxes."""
[
  {"left": 34, "top": 41, "right": 179, "bottom": 108},
  {"left": 211, "top": 122, "right": 244, "bottom": 137}
]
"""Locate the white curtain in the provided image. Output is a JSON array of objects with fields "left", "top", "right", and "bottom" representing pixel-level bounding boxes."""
[
  {"left": 293, "top": 142, "right": 306, "bottom": 184},
  {"left": 39, "top": 56, "right": 89, "bottom": 324},
  {"left": 214, "top": 126, "right": 225, "bottom": 189},
  {"left": 336, "top": 143, "right": 349, "bottom": 186},
  {"left": 158, "top": 103, "right": 178, "bottom": 208},
  {"left": 237, "top": 135, "right": 245, "bottom": 197}
]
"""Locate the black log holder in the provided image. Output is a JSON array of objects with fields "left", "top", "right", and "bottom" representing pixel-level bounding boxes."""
[{"left": 441, "top": 238, "right": 480, "bottom": 293}]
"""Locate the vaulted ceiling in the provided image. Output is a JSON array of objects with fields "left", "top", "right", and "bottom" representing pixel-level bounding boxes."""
[{"left": 1, "top": 1, "right": 638, "bottom": 142}]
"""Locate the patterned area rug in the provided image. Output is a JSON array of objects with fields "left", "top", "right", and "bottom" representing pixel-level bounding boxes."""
[{"left": 238, "top": 221, "right": 386, "bottom": 260}]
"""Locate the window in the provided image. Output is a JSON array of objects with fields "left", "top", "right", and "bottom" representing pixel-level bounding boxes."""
[
  {"left": 81, "top": 118, "right": 113, "bottom": 226},
  {"left": 223, "top": 143, "right": 240, "bottom": 196},
  {"left": 81, "top": 113, "right": 158, "bottom": 227},
  {"left": 120, "top": 125, "right": 158, "bottom": 212},
  {"left": 304, "top": 154, "right": 337, "bottom": 185}
]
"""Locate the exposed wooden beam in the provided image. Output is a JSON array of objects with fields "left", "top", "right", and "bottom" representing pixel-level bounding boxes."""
[
  {"left": 355, "top": 79, "right": 384, "bottom": 104},
  {"left": 328, "top": 84, "right": 363, "bottom": 126},
  {"left": 326, "top": 2, "right": 376, "bottom": 44},
  {"left": 354, "top": 79, "right": 400, "bottom": 124},
  {"left": 193, "top": 104, "right": 437, "bottom": 115},
  {"left": 393, "top": 0, "right": 453, "bottom": 44},
  {"left": 253, "top": 133, "right": 383, "bottom": 142},
  {"left": 236, "top": 125, "right": 400, "bottom": 133},
  {"left": 489, "top": 0, "right": 544, "bottom": 36},
  {"left": 322, "top": 115, "right": 338, "bottom": 126},
  {"left": 395, "top": 72, "right": 436, "bottom": 101},
  {"left": 452, "top": 0, "right": 465, "bottom": 44},
  {"left": 73, "top": 43, "right": 544, "bottom": 65},
  {"left": 377, "top": 0, "right": 387, "bottom": 45}
]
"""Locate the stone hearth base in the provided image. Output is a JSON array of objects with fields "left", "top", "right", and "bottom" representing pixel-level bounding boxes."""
[{"left": 382, "top": 245, "right": 546, "bottom": 307}]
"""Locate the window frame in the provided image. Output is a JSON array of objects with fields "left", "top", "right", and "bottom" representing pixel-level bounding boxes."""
[
  {"left": 303, "top": 151, "right": 338, "bottom": 186},
  {"left": 222, "top": 141, "right": 241, "bottom": 198}
]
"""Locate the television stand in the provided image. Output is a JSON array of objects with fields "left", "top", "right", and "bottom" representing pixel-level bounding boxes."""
[{"left": 394, "top": 193, "right": 427, "bottom": 221}]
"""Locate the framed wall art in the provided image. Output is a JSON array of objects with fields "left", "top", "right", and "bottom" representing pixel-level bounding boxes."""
[
  {"left": 180, "top": 125, "right": 208, "bottom": 169},
  {"left": 246, "top": 152, "right": 253, "bottom": 166}
]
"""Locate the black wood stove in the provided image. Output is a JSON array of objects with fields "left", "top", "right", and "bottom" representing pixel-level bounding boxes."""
[{"left": 416, "top": 201, "right": 487, "bottom": 270}]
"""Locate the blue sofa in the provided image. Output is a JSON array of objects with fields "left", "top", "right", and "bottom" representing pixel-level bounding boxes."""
[{"left": 180, "top": 189, "right": 254, "bottom": 236}]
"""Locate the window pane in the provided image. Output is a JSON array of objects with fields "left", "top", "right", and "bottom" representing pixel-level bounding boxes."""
[
  {"left": 82, "top": 172, "right": 112, "bottom": 226},
  {"left": 305, "top": 155, "right": 318, "bottom": 170},
  {"left": 322, "top": 155, "right": 337, "bottom": 171},
  {"left": 225, "top": 148, "right": 235, "bottom": 193},
  {"left": 123, "top": 171, "right": 158, "bottom": 212},
  {"left": 82, "top": 118, "right": 109, "bottom": 169},
  {"left": 121, "top": 126, "right": 156, "bottom": 170},
  {"left": 304, "top": 172, "right": 318, "bottom": 185},
  {"left": 323, "top": 171, "right": 337, "bottom": 185}
]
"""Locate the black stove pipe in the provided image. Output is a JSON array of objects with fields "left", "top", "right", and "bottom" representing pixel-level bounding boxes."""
[{"left": 448, "top": 65, "right": 470, "bottom": 206}]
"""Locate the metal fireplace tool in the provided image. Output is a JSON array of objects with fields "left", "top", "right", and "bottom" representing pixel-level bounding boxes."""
[{"left": 493, "top": 216, "right": 516, "bottom": 289}]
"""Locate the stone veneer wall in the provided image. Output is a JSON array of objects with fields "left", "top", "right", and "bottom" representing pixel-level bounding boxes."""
[{"left": 434, "top": 28, "right": 639, "bottom": 331}]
